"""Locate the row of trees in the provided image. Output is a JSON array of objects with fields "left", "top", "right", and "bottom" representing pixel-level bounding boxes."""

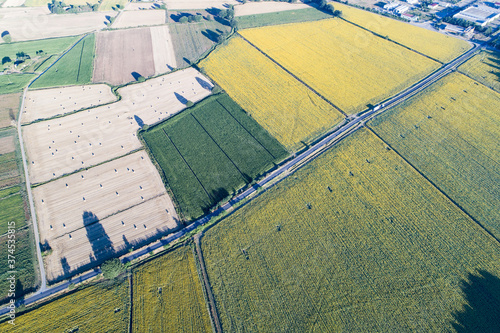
[
  {"left": 48, "top": 0, "right": 99, "bottom": 13},
  {"left": 440, "top": 16, "right": 494, "bottom": 36}
]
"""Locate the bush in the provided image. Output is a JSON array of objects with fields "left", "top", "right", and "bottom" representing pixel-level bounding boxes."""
[
  {"left": 179, "top": 16, "right": 188, "bottom": 23},
  {"left": 101, "top": 258, "right": 126, "bottom": 279},
  {"left": 2, "top": 34, "right": 12, "bottom": 43},
  {"left": 137, "top": 76, "right": 146, "bottom": 83},
  {"left": 185, "top": 100, "right": 194, "bottom": 107}
]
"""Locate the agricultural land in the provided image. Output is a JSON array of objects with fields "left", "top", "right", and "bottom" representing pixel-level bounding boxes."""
[
  {"left": 150, "top": 25, "right": 177, "bottom": 75},
  {"left": 30, "top": 34, "right": 95, "bottom": 89},
  {"left": 0, "top": 279, "right": 130, "bottom": 332},
  {"left": 333, "top": 2, "right": 471, "bottom": 63},
  {"left": 236, "top": 7, "right": 332, "bottom": 30},
  {"left": 0, "top": 93, "right": 20, "bottom": 128},
  {"left": 459, "top": 49, "right": 500, "bottom": 92},
  {"left": 200, "top": 36, "right": 343, "bottom": 150},
  {"left": 111, "top": 9, "right": 165, "bottom": 29},
  {"left": 99, "top": 0, "right": 127, "bottom": 11},
  {"left": 132, "top": 245, "right": 212, "bottom": 332},
  {"left": 201, "top": 128, "right": 500, "bottom": 332},
  {"left": 369, "top": 72, "right": 500, "bottom": 239},
  {"left": 143, "top": 93, "right": 287, "bottom": 220},
  {"left": 234, "top": 1, "right": 311, "bottom": 17},
  {"left": 240, "top": 19, "right": 440, "bottom": 114},
  {"left": 164, "top": 0, "right": 238, "bottom": 10},
  {"left": 0, "top": 74, "right": 35, "bottom": 95}
]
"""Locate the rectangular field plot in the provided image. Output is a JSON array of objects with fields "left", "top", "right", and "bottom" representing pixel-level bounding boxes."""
[
  {"left": 333, "top": 2, "right": 471, "bottom": 63},
  {"left": 150, "top": 25, "right": 177, "bottom": 74},
  {"left": 23, "top": 84, "right": 116, "bottom": 124},
  {"left": 32, "top": 151, "right": 178, "bottom": 280},
  {"left": 23, "top": 68, "right": 213, "bottom": 184},
  {"left": 201, "top": 128, "right": 500, "bottom": 332},
  {"left": 0, "top": 93, "right": 20, "bottom": 128},
  {"left": 143, "top": 94, "right": 287, "bottom": 220},
  {"left": 93, "top": 28, "right": 155, "bottom": 86},
  {"left": 111, "top": 9, "right": 165, "bottom": 29},
  {"left": 370, "top": 72, "right": 500, "bottom": 239},
  {"left": 459, "top": 49, "right": 500, "bottom": 93},
  {"left": 236, "top": 7, "right": 332, "bottom": 29},
  {"left": 0, "top": 279, "right": 130, "bottom": 332},
  {"left": 200, "top": 36, "right": 343, "bottom": 150},
  {"left": 132, "top": 245, "right": 212, "bottom": 332},
  {"left": 31, "top": 34, "right": 95, "bottom": 89},
  {"left": 240, "top": 19, "right": 440, "bottom": 114}
]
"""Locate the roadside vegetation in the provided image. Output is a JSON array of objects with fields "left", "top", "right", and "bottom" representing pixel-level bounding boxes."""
[
  {"left": 370, "top": 72, "right": 500, "bottom": 239},
  {"left": 132, "top": 245, "right": 212, "bottom": 332},
  {"left": 30, "top": 34, "right": 95, "bottom": 89},
  {"left": 459, "top": 49, "right": 500, "bottom": 93},
  {"left": 143, "top": 93, "right": 287, "bottom": 220},
  {"left": 201, "top": 128, "right": 500, "bottom": 331}
]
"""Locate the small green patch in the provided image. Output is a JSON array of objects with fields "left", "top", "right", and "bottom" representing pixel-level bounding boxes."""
[
  {"left": 0, "top": 186, "right": 20, "bottom": 199},
  {"left": 237, "top": 8, "right": 332, "bottom": 29},
  {"left": 0, "top": 74, "right": 35, "bottom": 95}
]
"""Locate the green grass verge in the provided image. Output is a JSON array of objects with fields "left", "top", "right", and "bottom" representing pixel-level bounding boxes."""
[
  {"left": 30, "top": 34, "right": 95, "bottom": 89},
  {"left": 0, "top": 74, "right": 35, "bottom": 95},
  {"left": 237, "top": 7, "right": 332, "bottom": 29},
  {"left": 0, "top": 193, "right": 26, "bottom": 235},
  {"left": 0, "top": 230, "right": 37, "bottom": 304},
  {"left": 142, "top": 94, "right": 287, "bottom": 220}
]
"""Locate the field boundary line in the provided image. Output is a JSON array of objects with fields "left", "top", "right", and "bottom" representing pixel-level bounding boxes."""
[
  {"left": 366, "top": 125, "right": 500, "bottom": 245},
  {"left": 161, "top": 128, "right": 213, "bottom": 201},
  {"left": 216, "top": 99, "right": 278, "bottom": 160},
  {"left": 194, "top": 234, "right": 222, "bottom": 333},
  {"left": 190, "top": 113, "right": 248, "bottom": 182},
  {"left": 237, "top": 33, "right": 348, "bottom": 117}
]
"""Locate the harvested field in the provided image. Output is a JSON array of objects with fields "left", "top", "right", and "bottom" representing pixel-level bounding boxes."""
[
  {"left": 169, "top": 20, "right": 230, "bottom": 67},
  {"left": 24, "top": 68, "right": 213, "bottom": 184},
  {"left": 150, "top": 25, "right": 177, "bottom": 74},
  {"left": 240, "top": 19, "right": 440, "bottom": 114},
  {"left": 0, "top": 93, "right": 20, "bottom": 128},
  {"left": 0, "top": 135, "right": 14, "bottom": 154},
  {"left": 459, "top": 49, "right": 500, "bottom": 93},
  {"left": 2, "top": 0, "right": 25, "bottom": 7},
  {"left": 165, "top": 0, "right": 238, "bottom": 10},
  {"left": 1, "top": 279, "right": 130, "bottom": 332},
  {"left": 0, "top": 8, "right": 112, "bottom": 42},
  {"left": 93, "top": 28, "right": 155, "bottom": 86},
  {"left": 143, "top": 94, "right": 287, "bottom": 219},
  {"left": 200, "top": 36, "right": 343, "bottom": 150},
  {"left": 201, "top": 128, "right": 500, "bottom": 331},
  {"left": 32, "top": 151, "right": 178, "bottom": 280},
  {"left": 333, "top": 2, "right": 471, "bottom": 63},
  {"left": 23, "top": 84, "right": 116, "bottom": 124},
  {"left": 111, "top": 10, "right": 165, "bottom": 29},
  {"left": 132, "top": 245, "right": 212, "bottom": 332},
  {"left": 234, "top": 1, "right": 310, "bottom": 17},
  {"left": 370, "top": 72, "right": 500, "bottom": 239}
]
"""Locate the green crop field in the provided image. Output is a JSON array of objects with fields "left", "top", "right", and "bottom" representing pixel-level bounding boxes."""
[
  {"left": 143, "top": 94, "right": 287, "bottom": 220},
  {"left": 201, "top": 128, "right": 500, "bottom": 331},
  {"left": 0, "top": 279, "right": 130, "bottom": 332},
  {"left": 0, "top": 229, "right": 37, "bottom": 304},
  {"left": 168, "top": 20, "right": 230, "bottom": 68},
  {"left": 237, "top": 7, "right": 332, "bottom": 29},
  {"left": 370, "top": 72, "right": 500, "bottom": 239},
  {"left": 459, "top": 49, "right": 500, "bottom": 93},
  {"left": 132, "top": 245, "right": 212, "bottom": 332},
  {"left": 0, "top": 74, "right": 35, "bottom": 95},
  {"left": 99, "top": 0, "right": 127, "bottom": 11},
  {"left": 30, "top": 34, "right": 95, "bottom": 89},
  {"left": 0, "top": 36, "right": 78, "bottom": 72},
  {"left": 0, "top": 193, "right": 26, "bottom": 235}
]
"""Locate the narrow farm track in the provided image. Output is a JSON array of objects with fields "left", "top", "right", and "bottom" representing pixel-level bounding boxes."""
[{"left": 0, "top": 40, "right": 482, "bottom": 317}]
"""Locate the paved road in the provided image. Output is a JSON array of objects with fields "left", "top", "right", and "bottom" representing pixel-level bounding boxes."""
[{"left": 0, "top": 41, "right": 480, "bottom": 315}]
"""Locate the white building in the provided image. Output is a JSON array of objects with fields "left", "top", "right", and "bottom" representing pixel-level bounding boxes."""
[
  {"left": 383, "top": 2, "right": 399, "bottom": 10},
  {"left": 453, "top": 5, "right": 500, "bottom": 26},
  {"left": 394, "top": 4, "right": 410, "bottom": 13},
  {"left": 406, "top": 0, "right": 419, "bottom": 5}
]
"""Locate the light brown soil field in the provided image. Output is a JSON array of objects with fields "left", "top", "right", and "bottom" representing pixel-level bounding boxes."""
[
  {"left": 111, "top": 10, "right": 165, "bottom": 29},
  {"left": 0, "top": 136, "right": 15, "bottom": 154},
  {"left": 22, "top": 84, "right": 116, "bottom": 124},
  {"left": 2, "top": 0, "right": 26, "bottom": 7},
  {"left": 0, "top": 93, "right": 20, "bottom": 128},
  {"left": 234, "top": 1, "right": 311, "bottom": 17},
  {"left": 150, "top": 25, "right": 177, "bottom": 74},
  {"left": 0, "top": 8, "right": 113, "bottom": 42},
  {"left": 165, "top": 0, "right": 238, "bottom": 9},
  {"left": 24, "top": 68, "right": 213, "bottom": 184},
  {"left": 44, "top": 194, "right": 178, "bottom": 281},
  {"left": 124, "top": 2, "right": 157, "bottom": 10},
  {"left": 93, "top": 28, "right": 155, "bottom": 86}
]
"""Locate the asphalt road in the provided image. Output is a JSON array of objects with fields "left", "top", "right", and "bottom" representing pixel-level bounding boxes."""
[{"left": 0, "top": 41, "right": 480, "bottom": 316}]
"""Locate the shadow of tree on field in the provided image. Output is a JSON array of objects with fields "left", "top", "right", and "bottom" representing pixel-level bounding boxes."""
[
  {"left": 451, "top": 270, "right": 500, "bottom": 332},
  {"left": 134, "top": 115, "right": 144, "bottom": 128},
  {"left": 174, "top": 92, "right": 188, "bottom": 105},
  {"left": 202, "top": 29, "right": 220, "bottom": 43},
  {"left": 196, "top": 76, "right": 212, "bottom": 90},
  {"left": 60, "top": 257, "right": 71, "bottom": 276}
]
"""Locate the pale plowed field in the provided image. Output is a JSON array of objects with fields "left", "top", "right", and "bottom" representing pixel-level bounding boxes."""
[
  {"left": 165, "top": 0, "right": 238, "bottom": 9},
  {"left": 234, "top": 1, "right": 310, "bottom": 17},
  {"left": 0, "top": 8, "right": 112, "bottom": 42},
  {"left": 124, "top": 2, "right": 158, "bottom": 10},
  {"left": 93, "top": 28, "right": 155, "bottom": 86},
  {"left": 150, "top": 25, "right": 177, "bottom": 74},
  {"left": 23, "top": 84, "right": 116, "bottom": 124},
  {"left": 44, "top": 194, "right": 178, "bottom": 280},
  {"left": 111, "top": 10, "right": 165, "bottom": 29},
  {"left": 2, "top": 0, "right": 26, "bottom": 7},
  {"left": 0, "top": 136, "right": 15, "bottom": 154},
  {"left": 24, "top": 68, "right": 213, "bottom": 184}
]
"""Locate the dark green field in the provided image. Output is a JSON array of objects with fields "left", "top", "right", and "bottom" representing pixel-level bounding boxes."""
[
  {"left": 237, "top": 7, "right": 331, "bottom": 29},
  {"left": 30, "top": 34, "right": 95, "bottom": 89},
  {"left": 143, "top": 94, "right": 287, "bottom": 220}
]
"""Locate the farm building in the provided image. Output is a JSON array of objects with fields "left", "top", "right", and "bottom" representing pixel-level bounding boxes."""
[
  {"left": 394, "top": 5, "right": 409, "bottom": 14},
  {"left": 428, "top": 3, "right": 439, "bottom": 9},
  {"left": 406, "top": 0, "right": 419, "bottom": 5},
  {"left": 383, "top": 2, "right": 399, "bottom": 10},
  {"left": 401, "top": 12, "right": 418, "bottom": 21},
  {"left": 453, "top": 5, "right": 500, "bottom": 26}
]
